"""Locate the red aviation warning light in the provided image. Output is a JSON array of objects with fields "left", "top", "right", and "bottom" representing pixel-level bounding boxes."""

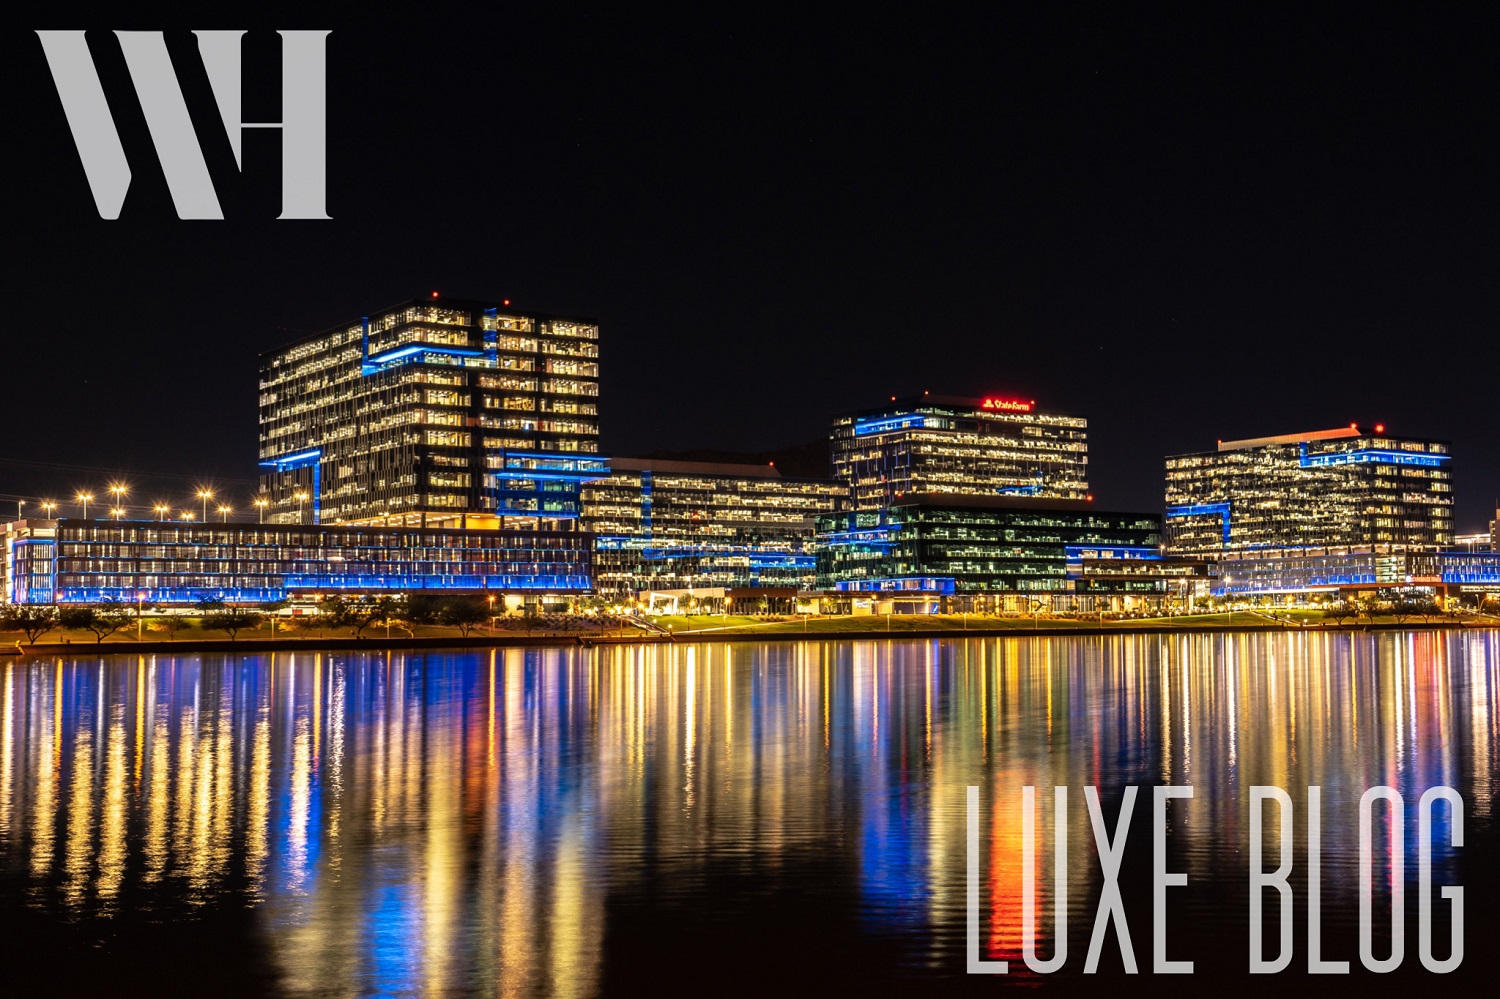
[{"left": 981, "top": 397, "right": 1034, "bottom": 413}]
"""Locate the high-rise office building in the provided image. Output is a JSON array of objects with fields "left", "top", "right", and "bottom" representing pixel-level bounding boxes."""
[
  {"left": 259, "top": 295, "right": 604, "bottom": 529},
  {"left": 1163, "top": 425, "right": 1454, "bottom": 557},
  {"left": 830, "top": 394, "right": 1089, "bottom": 511},
  {"left": 580, "top": 457, "right": 848, "bottom": 597}
]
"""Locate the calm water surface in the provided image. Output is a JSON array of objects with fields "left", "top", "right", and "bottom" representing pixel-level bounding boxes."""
[{"left": 1, "top": 632, "right": 1496, "bottom": 997}]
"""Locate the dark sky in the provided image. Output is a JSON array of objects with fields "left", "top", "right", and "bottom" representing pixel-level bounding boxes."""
[{"left": 6, "top": 5, "right": 1498, "bottom": 530}]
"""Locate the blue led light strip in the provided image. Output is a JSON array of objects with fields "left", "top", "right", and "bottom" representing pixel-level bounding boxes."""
[
  {"left": 1165, "top": 501, "right": 1231, "bottom": 545},
  {"left": 854, "top": 415, "right": 928, "bottom": 436},
  {"left": 1299, "top": 449, "right": 1450, "bottom": 469}
]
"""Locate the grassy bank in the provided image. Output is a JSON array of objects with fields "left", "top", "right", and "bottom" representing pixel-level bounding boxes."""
[{"left": 4, "top": 610, "right": 1496, "bottom": 656}]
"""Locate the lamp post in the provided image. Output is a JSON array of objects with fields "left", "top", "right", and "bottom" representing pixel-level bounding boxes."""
[
  {"left": 218, "top": 504, "right": 231, "bottom": 523},
  {"left": 180, "top": 510, "right": 194, "bottom": 522},
  {"left": 137, "top": 591, "right": 146, "bottom": 640},
  {"left": 109, "top": 484, "right": 127, "bottom": 518},
  {"left": 41, "top": 501, "right": 57, "bottom": 519},
  {"left": 111, "top": 507, "right": 125, "bottom": 521},
  {"left": 16, "top": 500, "right": 23, "bottom": 519},
  {"left": 77, "top": 491, "right": 93, "bottom": 519},
  {"left": 488, "top": 594, "right": 496, "bottom": 635},
  {"left": 197, "top": 489, "right": 213, "bottom": 523},
  {"left": 155, "top": 505, "right": 169, "bottom": 521},
  {"left": 254, "top": 498, "right": 268, "bottom": 524}
]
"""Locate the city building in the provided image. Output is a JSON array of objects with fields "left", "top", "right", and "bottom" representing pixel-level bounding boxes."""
[
  {"left": 830, "top": 393, "right": 1089, "bottom": 511},
  {"left": 1164, "top": 425, "right": 1454, "bottom": 557},
  {"left": 2, "top": 518, "right": 592, "bottom": 606},
  {"left": 580, "top": 457, "right": 848, "bottom": 601},
  {"left": 1492, "top": 506, "right": 1498, "bottom": 552},
  {"left": 816, "top": 495, "right": 1205, "bottom": 611},
  {"left": 258, "top": 295, "right": 604, "bottom": 531},
  {"left": 1214, "top": 548, "right": 1500, "bottom": 600}
]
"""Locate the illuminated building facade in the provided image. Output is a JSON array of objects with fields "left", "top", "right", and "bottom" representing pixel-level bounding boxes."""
[
  {"left": 1, "top": 518, "right": 592, "bottom": 605},
  {"left": 1163, "top": 425, "right": 1454, "bottom": 557},
  {"left": 815, "top": 496, "right": 1198, "bottom": 602},
  {"left": 579, "top": 458, "right": 848, "bottom": 598},
  {"left": 829, "top": 394, "right": 1089, "bottom": 511},
  {"left": 259, "top": 296, "right": 604, "bottom": 530},
  {"left": 1214, "top": 548, "right": 1499, "bottom": 597}
]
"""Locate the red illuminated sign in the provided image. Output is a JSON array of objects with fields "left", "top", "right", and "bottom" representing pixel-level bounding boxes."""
[{"left": 981, "top": 397, "right": 1034, "bottom": 413}]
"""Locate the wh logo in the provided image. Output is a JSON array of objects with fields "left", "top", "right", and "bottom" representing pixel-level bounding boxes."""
[{"left": 36, "top": 30, "right": 330, "bottom": 219}]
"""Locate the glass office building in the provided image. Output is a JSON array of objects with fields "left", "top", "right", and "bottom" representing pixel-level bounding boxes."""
[
  {"left": 259, "top": 296, "right": 604, "bottom": 530},
  {"left": 830, "top": 394, "right": 1089, "bottom": 511},
  {"left": 579, "top": 458, "right": 848, "bottom": 598},
  {"left": 815, "top": 496, "right": 1190, "bottom": 600},
  {"left": 1163, "top": 425, "right": 1454, "bottom": 557},
  {"left": 2, "top": 518, "right": 592, "bottom": 605},
  {"left": 1214, "top": 548, "right": 1499, "bottom": 598}
]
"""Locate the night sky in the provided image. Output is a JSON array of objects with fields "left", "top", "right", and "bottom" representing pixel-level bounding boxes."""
[{"left": 6, "top": 5, "right": 1497, "bottom": 530}]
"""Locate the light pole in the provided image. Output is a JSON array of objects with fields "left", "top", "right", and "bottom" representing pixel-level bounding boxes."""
[
  {"left": 41, "top": 501, "right": 57, "bottom": 519},
  {"left": 254, "top": 498, "right": 269, "bottom": 523},
  {"left": 180, "top": 510, "right": 194, "bottom": 522},
  {"left": 77, "top": 491, "right": 93, "bottom": 519},
  {"left": 109, "top": 484, "right": 127, "bottom": 518},
  {"left": 155, "top": 505, "right": 169, "bottom": 521},
  {"left": 137, "top": 591, "right": 146, "bottom": 640},
  {"left": 198, "top": 489, "right": 213, "bottom": 523},
  {"left": 488, "top": 594, "right": 496, "bottom": 635},
  {"left": 111, "top": 507, "right": 125, "bottom": 521},
  {"left": 15, "top": 500, "right": 23, "bottom": 519},
  {"left": 218, "top": 504, "right": 231, "bottom": 523}
]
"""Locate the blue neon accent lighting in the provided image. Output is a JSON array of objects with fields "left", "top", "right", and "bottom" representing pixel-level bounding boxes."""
[
  {"left": 1299, "top": 446, "right": 1450, "bottom": 469},
  {"left": 10, "top": 538, "right": 57, "bottom": 604},
  {"left": 818, "top": 527, "right": 895, "bottom": 548},
  {"left": 259, "top": 449, "right": 322, "bottom": 470},
  {"left": 365, "top": 344, "right": 486, "bottom": 366},
  {"left": 260, "top": 448, "right": 323, "bottom": 525},
  {"left": 835, "top": 576, "right": 956, "bottom": 595},
  {"left": 854, "top": 415, "right": 928, "bottom": 436},
  {"left": 1166, "top": 501, "right": 1231, "bottom": 544},
  {"left": 638, "top": 547, "right": 815, "bottom": 568},
  {"left": 1064, "top": 545, "right": 1162, "bottom": 560}
]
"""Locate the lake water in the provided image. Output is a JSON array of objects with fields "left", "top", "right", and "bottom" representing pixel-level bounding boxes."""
[{"left": 1, "top": 632, "right": 1496, "bottom": 996}]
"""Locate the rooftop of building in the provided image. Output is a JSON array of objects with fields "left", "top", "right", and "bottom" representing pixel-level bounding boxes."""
[
  {"left": 1166, "top": 424, "right": 1450, "bottom": 457},
  {"left": 836, "top": 392, "right": 1061, "bottom": 419},
  {"left": 259, "top": 293, "right": 599, "bottom": 357}
]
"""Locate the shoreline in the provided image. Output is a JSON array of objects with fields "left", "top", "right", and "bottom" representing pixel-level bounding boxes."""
[{"left": 4, "top": 618, "right": 1496, "bottom": 657}]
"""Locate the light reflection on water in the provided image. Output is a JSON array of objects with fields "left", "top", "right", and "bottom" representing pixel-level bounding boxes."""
[{"left": 0, "top": 632, "right": 1495, "bottom": 996}]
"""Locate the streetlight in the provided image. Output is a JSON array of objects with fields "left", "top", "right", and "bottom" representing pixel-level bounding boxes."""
[
  {"left": 154, "top": 505, "right": 169, "bottom": 521},
  {"left": 76, "top": 491, "right": 93, "bottom": 519},
  {"left": 294, "top": 490, "right": 308, "bottom": 524},
  {"left": 180, "top": 510, "right": 194, "bottom": 522},
  {"left": 254, "top": 498, "right": 269, "bottom": 524},
  {"left": 41, "top": 501, "right": 57, "bottom": 519},
  {"left": 197, "top": 489, "right": 213, "bottom": 523},
  {"left": 488, "top": 594, "right": 496, "bottom": 635},
  {"left": 109, "top": 484, "right": 128, "bottom": 517},
  {"left": 217, "top": 504, "right": 231, "bottom": 522},
  {"left": 137, "top": 591, "right": 147, "bottom": 640},
  {"left": 110, "top": 507, "right": 125, "bottom": 520}
]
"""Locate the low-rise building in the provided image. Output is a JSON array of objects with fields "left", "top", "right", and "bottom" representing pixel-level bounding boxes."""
[
  {"left": 816, "top": 495, "right": 1206, "bottom": 611},
  {"left": 579, "top": 457, "right": 848, "bottom": 600},
  {"left": 2, "top": 518, "right": 593, "bottom": 605}
]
